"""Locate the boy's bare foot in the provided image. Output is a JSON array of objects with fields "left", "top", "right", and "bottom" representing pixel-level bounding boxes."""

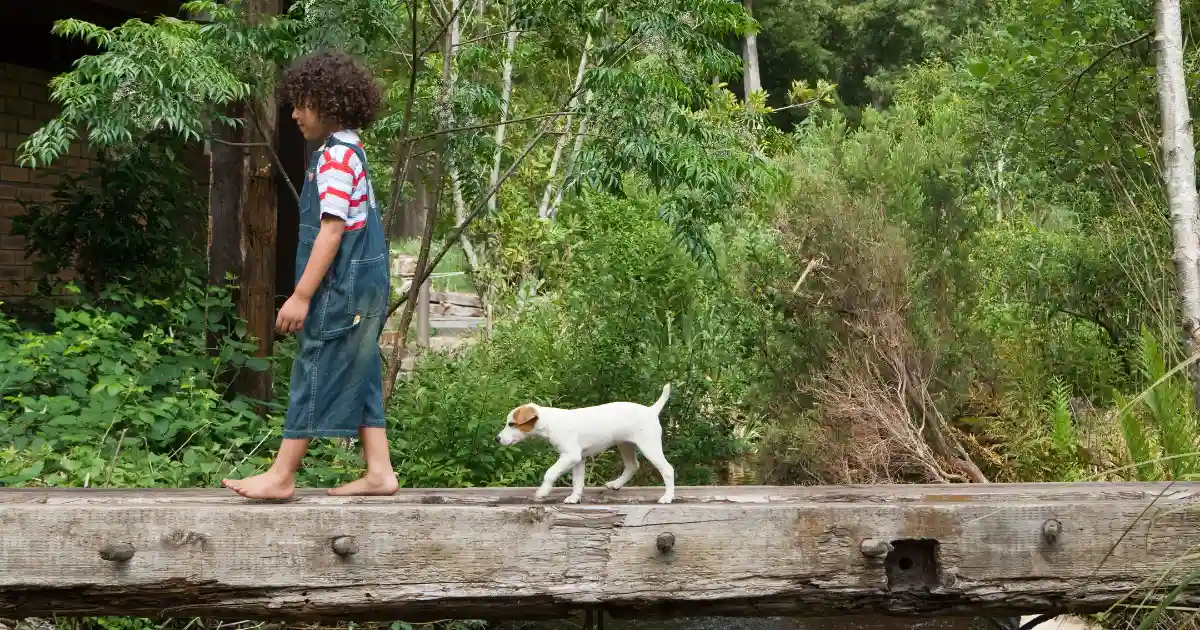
[
  {"left": 222, "top": 471, "right": 296, "bottom": 500},
  {"left": 328, "top": 472, "right": 399, "bottom": 496}
]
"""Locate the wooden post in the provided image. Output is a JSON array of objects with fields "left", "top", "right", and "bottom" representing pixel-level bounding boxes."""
[
  {"left": 206, "top": 1, "right": 281, "bottom": 404},
  {"left": 235, "top": 0, "right": 281, "bottom": 403},
  {"left": 417, "top": 273, "right": 430, "bottom": 348},
  {"left": 3, "top": 483, "right": 1200, "bottom": 621},
  {"left": 207, "top": 103, "right": 245, "bottom": 290},
  {"left": 414, "top": 161, "right": 430, "bottom": 349}
]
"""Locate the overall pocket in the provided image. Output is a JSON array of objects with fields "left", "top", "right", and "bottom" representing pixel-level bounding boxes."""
[
  {"left": 347, "top": 253, "right": 389, "bottom": 319},
  {"left": 313, "top": 253, "right": 388, "bottom": 340}
]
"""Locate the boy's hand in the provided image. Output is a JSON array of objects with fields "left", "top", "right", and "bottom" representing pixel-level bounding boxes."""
[{"left": 276, "top": 295, "right": 311, "bottom": 333}]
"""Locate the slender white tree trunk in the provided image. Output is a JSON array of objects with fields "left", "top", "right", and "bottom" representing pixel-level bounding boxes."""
[
  {"left": 741, "top": 0, "right": 761, "bottom": 96},
  {"left": 486, "top": 27, "right": 519, "bottom": 215},
  {"left": 547, "top": 94, "right": 590, "bottom": 219},
  {"left": 1155, "top": 0, "right": 1200, "bottom": 407},
  {"left": 537, "top": 12, "right": 599, "bottom": 219},
  {"left": 446, "top": 6, "right": 479, "bottom": 268}
]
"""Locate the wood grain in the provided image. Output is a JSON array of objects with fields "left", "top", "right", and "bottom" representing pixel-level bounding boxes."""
[{"left": 1, "top": 483, "right": 1199, "bottom": 621}]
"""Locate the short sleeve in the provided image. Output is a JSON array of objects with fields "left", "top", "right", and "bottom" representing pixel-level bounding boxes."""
[{"left": 315, "top": 144, "right": 365, "bottom": 223}]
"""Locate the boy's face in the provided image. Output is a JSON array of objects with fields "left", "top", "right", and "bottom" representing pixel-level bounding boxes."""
[{"left": 291, "top": 105, "right": 327, "bottom": 140}]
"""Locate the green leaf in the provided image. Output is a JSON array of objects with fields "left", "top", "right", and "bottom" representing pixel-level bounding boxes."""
[
  {"left": 4, "top": 460, "right": 45, "bottom": 486},
  {"left": 966, "top": 59, "right": 989, "bottom": 78},
  {"left": 245, "top": 357, "right": 270, "bottom": 372}
]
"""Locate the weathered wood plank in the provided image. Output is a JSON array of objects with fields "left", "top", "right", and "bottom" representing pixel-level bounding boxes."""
[{"left": 1, "top": 483, "right": 1198, "bottom": 622}]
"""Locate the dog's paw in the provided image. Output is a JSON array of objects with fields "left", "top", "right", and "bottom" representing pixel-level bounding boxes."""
[
  {"left": 563, "top": 494, "right": 582, "bottom": 504},
  {"left": 604, "top": 480, "right": 624, "bottom": 491},
  {"left": 657, "top": 495, "right": 674, "bottom": 504},
  {"left": 533, "top": 487, "right": 551, "bottom": 500}
]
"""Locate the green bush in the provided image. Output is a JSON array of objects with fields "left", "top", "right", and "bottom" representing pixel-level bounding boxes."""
[
  {"left": 0, "top": 277, "right": 279, "bottom": 487},
  {"left": 387, "top": 193, "right": 768, "bottom": 489},
  {"left": 13, "top": 136, "right": 207, "bottom": 296}
]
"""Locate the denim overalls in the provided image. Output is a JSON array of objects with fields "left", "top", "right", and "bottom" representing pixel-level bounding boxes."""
[{"left": 282, "top": 134, "right": 390, "bottom": 439}]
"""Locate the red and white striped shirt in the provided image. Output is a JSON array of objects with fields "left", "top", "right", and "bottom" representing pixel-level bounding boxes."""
[{"left": 316, "top": 129, "right": 375, "bottom": 232}]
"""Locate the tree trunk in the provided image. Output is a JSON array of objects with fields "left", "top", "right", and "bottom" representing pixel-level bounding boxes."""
[
  {"left": 207, "top": 102, "right": 247, "bottom": 389},
  {"left": 207, "top": 103, "right": 245, "bottom": 291},
  {"left": 233, "top": 0, "right": 282, "bottom": 404},
  {"left": 547, "top": 95, "right": 590, "bottom": 219},
  {"left": 741, "top": 0, "right": 761, "bottom": 96},
  {"left": 383, "top": 0, "right": 422, "bottom": 245},
  {"left": 1155, "top": 0, "right": 1200, "bottom": 409},
  {"left": 486, "top": 27, "right": 519, "bottom": 216},
  {"left": 537, "top": 15, "right": 596, "bottom": 219},
  {"left": 237, "top": 97, "right": 279, "bottom": 404},
  {"left": 209, "top": 98, "right": 279, "bottom": 405},
  {"left": 472, "top": 0, "right": 487, "bottom": 36},
  {"left": 446, "top": 6, "right": 479, "bottom": 269},
  {"left": 382, "top": 25, "right": 453, "bottom": 401},
  {"left": 205, "top": 2, "right": 280, "bottom": 405}
]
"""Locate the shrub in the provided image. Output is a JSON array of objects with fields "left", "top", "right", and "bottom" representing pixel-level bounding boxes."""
[
  {"left": 12, "top": 136, "right": 207, "bottom": 297},
  {"left": 387, "top": 193, "right": 768, "bottom": 489},
  {"left": 0, "top": 276, "right": 279, "bottom": 487}
]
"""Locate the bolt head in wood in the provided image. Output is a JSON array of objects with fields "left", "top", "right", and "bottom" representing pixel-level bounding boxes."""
[
  {"left": 656, "top": 532, "right": 676, "bottom": 554},
  {"left": 1042, "top": 519, "right": 1062, "bottom": 545},
  {"left": 99, "top": 543, "right": 136, "bottom": 562},
  {"left": 331, "top": 535, "right": 359, "bottom": 557},
  {"left": 860, "top": 538, "right": 893, "bottom": 558}
]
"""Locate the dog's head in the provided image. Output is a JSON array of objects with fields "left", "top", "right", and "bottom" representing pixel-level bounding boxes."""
[{"left": 496, "top": 404, "right": 539, "bottom": 446}]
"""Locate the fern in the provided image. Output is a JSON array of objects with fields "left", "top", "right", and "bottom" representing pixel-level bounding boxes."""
[
  {"left": 1041, "top": 378, "right": 1077, "bottom": 463},
  {"left": 1116, "top": 391, "right": 1156, "bottom": 482},
  {"left": 1125, "top": 327, "right": 1199, "bottom": 480}
]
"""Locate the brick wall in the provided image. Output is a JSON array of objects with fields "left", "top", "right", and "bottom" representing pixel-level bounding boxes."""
[
  {"left": 0, "top": 61, "right": 213, "bottom": 300},
  {"left": 0, "top": 62, "right": 97, "bottom": 298}
]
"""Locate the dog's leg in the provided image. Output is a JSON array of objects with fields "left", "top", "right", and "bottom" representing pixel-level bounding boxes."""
[
  {"left": 535, "top": 451, "right": 581, "bottom": 501},
  {"left": 605, "top": 442, "right": 639, "bottom": 491},
  {"left": 564, "top": 460, "right": 586, "bottom": 504},
  {"left": 633, "top": 438, "right": 675, "bottom": 504}
]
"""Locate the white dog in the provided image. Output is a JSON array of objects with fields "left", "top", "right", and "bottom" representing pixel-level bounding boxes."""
[{"left": 496, "top": 384, "right": 675, "bottom": 504}]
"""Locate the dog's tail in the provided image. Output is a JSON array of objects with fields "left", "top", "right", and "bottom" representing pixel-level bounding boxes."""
[{"left": 649, "top": 383, "right": 672, "bottom": 415}]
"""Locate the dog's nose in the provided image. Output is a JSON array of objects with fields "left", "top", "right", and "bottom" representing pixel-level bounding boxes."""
[{"left": 495, "top": 436, "right": 502, "bottom": 444}]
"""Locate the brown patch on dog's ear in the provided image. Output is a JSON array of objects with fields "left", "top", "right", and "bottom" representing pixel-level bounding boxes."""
[{"left": 513, "top": 405, "right": 539, "bottom": 432}]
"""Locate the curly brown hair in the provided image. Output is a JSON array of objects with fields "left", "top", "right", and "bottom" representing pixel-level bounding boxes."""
[{"left": 280, "top": 49, "right": 383, "bottom": 130}]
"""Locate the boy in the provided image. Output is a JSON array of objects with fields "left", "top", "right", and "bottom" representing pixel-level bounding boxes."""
[{"left": 223, "top": 50, "right": 397, "bottom": 499}]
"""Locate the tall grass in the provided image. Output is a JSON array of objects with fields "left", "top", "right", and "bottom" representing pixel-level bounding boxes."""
[{"left": 1097, "top": 332, "right": 1200, "bottom": 629}]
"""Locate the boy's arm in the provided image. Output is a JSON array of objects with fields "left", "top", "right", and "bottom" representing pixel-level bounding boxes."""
[
  {"left": 276, "top": 216, "right": 344, "bottom": 333},
  {"left": 276, "top": 144, "right": 360, "bottom": 333},
  {"left": 293, "top": 216, "right": 344, "bottom": 301}
]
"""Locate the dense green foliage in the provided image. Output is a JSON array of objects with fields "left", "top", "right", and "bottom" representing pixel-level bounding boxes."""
[
  {"left": 13, "top": 136, "right": 207, "bottom": 295},
  {"left": 0, "top": 279, "right": 273, "bottom": 487},
  {"left": 4, "top": 0, "right": 1200, "bottom": 627}
]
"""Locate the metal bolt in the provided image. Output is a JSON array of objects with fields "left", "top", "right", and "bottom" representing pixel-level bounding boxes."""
[
  {"left": 656, "top": 532, "right": 676, "bottom": 554},
  {"left": 1042, "top": 519, "right": 1062, "bottom": 545},
  {"left": 331, "top": 535, "right": 359, "bottom": 557},
  {"left": 100, "top": 542, "right": 136, "bottom": 562},
  {"left": 860, "top": 538, "right": 893, "bottom": 558}
]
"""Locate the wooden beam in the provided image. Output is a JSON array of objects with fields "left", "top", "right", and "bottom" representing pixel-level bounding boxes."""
[{"left": 2, "top": 483, "right": 1199, "bottom": 621}]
